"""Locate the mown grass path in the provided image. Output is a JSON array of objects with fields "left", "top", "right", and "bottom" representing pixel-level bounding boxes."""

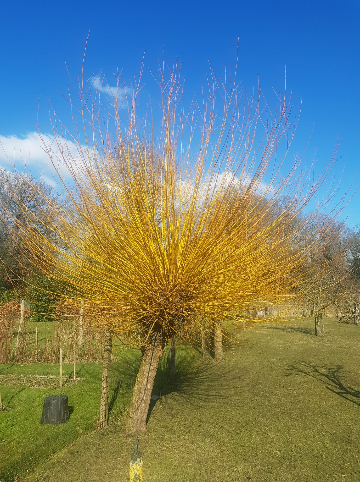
[{"left": 3, "top": 317, "right": 360, "bottom": 481}]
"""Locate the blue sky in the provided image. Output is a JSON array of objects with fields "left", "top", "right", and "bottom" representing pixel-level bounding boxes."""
[{"left": 1, "top": 0, "right": 359, "bottom": 228}]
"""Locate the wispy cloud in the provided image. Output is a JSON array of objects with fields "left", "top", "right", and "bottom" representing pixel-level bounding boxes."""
[{"left": 90, "top": 74, "right": 130, "bottom": 105}]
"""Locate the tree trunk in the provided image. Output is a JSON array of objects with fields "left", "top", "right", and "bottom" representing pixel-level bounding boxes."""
[
  {"left": 78, "top": 298, "right": 84, "bottom": 346},
  {"left": 168, "top": 336, "right": 175, "bottom": 381},
  {"left": 315, "top": 312, "right": 324, "bottom": 336},
  {"left": 125, "top": 332, "right": 164, "bottom": 436},
  {"left": 214, "top": 321, "right": 223, "bottom": 362},
  {"left": 201, "top": 325, "right": 206, "bottom": 357},
  {"left": 99, "top": 330, "right": 112, "bottom": 429},
  {"left": 353, "top": 303, "right": 359, "bottom": 325}
]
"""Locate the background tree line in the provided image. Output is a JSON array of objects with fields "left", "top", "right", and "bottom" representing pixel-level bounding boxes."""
[{"left": 0, "top": 169, "right": 69, "bottom": 320}]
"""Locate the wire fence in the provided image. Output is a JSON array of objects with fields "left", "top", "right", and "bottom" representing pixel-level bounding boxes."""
[{"left": 0, "top": 300, "right": 107, "bottom": 365}]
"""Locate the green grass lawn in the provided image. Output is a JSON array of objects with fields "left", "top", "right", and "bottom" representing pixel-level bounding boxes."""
[
  {"left": 0, "top": 344, "right": 142, "bottom": 482},
  {"left": 2, "top": 316, "right": 360, "bottom": 481}
]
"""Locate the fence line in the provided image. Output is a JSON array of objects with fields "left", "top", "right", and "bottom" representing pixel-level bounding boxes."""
[{"left": 0, "top": 300, "right": 107, "bottom": 364}]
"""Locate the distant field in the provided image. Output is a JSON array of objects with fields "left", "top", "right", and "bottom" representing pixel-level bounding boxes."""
[{"left": 1, "top": 316, "right": 360, "bottom": 481}]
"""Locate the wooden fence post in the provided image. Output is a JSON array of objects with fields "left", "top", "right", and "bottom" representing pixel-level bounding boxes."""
[
  {"left": 35, "top": 327, "right": 38, "bottom": 361},
  {"left": 60, "top": 346, "right": 63, "bottom": 389}
]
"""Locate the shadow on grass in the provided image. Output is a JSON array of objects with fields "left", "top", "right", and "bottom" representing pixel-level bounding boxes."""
[
  {"left": 86, "top": 337, "right": 249, "bottom": 425},
  {"left": 6, "top": 386, "right": 26, "bottom": 405},
  {"left": 267, "top": 325, "right": 314, "bottom": 336},
  {"left": 146, "top": 342, "right": 247, "bottom": 422},
  {"left": 110, "top": 350, "right": 141, "bottom": 390},
  {"left": 285, "top": 361, "right": 360, "bottom": 406},
  {"left": 104, "top": 350, "right": 142, "bottom": 418},
  {"left": 0, "top": 363, "right": 15, "bottom": 375},
  {"left": 108, "top": 380, "right": 122, "bottom": 415}
]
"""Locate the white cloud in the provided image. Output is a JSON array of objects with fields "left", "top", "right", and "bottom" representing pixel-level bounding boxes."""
[
  {"left": 176, "top": 170, "right": 274, "bottom": 211},
  {"left": 90, "top": 74, "right": 130, "bottom": 104},
  {"left": 0, "top": 132, "right": 52, "bottom": 169},
  {"left": 0, "top": 133, "right": 274, "bottom": 206},
  {"left": 0, "top": 132, "right": 86, "bottom": 187}
]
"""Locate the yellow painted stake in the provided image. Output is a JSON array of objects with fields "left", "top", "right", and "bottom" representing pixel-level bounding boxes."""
[{"left": 130, "top": 438, "right": 143, "bottom": 482}]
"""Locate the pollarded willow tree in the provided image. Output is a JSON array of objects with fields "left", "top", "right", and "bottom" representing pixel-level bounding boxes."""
[{"left": 0, "top": 42, "right": 347, "bottom": 435}]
